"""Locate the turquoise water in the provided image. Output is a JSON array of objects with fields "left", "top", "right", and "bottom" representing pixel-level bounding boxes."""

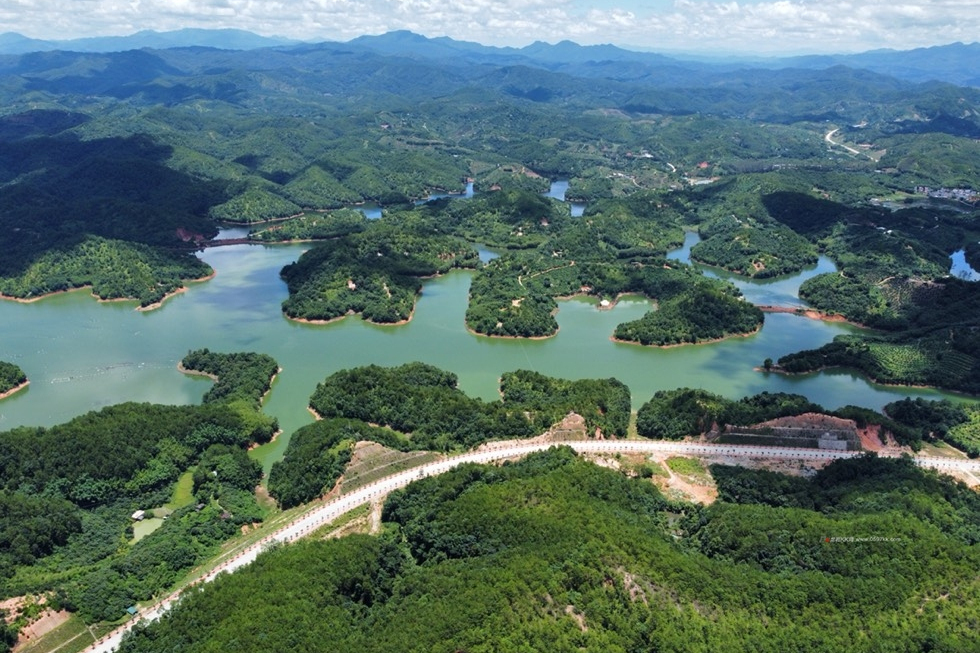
[{"left": 0, "top": 238, "right": 962, "bottom": 473}]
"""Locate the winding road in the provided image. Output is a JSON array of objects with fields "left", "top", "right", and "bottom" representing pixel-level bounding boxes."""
[
  {"left": 825, "top": 127, "right": 862, "bottom": 156},
  {"left": 84, "top": 439, "right": 980, "bottom": 653}
]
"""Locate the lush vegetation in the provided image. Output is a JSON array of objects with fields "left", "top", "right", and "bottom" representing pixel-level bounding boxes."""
[
  {"left": 180, "top": 348, "right": 279, "bottom": 408},
  {"left": 272, "top": 364, "right": 631, "bottom": 509},
  {"left": 268, "top": 419, "right": 411, "bottom": 508},
  {"left": 248, "top": 208, "right": 369, "bottom": 242},
  {"left": 119, "top": 448, "right": 980, "bottom": 653},
  {"left": 456, "top": 192, "right": 736, "bottom": 341},
  {"left": 308, "top": 363, "right": 537, "bottom": 450},
  {"left": 0, "top": 236, "right": 212, "bottom": 307},
  {"left": 346, "top": 188, "right": 766, "bottom": 344},
  {"left": 944, "top": 407, "right": 980, "bottom": 458},
  {"left": 307, "top": 362, "right": 638, "bottom": 453},
  {"left": 2, "top": 37, "right": 977, "bottom": 375},
  {"left": 635, "top": 386, "right": 977, "bottom": 451},
  {"left": 0, "top": 351, "right": 279, "bottom": 639},
  {"left": 885, "top": 397, "right": 980, "bottom": 457},
  {"left": 4, "top": 32, "right": 980, "bottom": 652},
  {"left": 776, "top": 324, "right": 980, "bottom": 395},
  {"left": 636, "top": 388, "right": 821, "bottom": 440},
  {"left": 0, "top": 130, "right": 222, "bottom": 306},
  {"left": 747, "top": 189, "right": 980, "bottom": 394},
  {"left": 499, "top": 370, "right": 631, "bottom": 437},
  {"left": 690, "top": 213, "right": 817, "bottom": 279},
  {"left": 279, "top": 215, "right": 479, "bottom": 323},
  {"left": 613, "top": 283, "right": 763, "bottom": 346},
  {"left": 0, "top": 361, "right": 27, "bottom": 395}
]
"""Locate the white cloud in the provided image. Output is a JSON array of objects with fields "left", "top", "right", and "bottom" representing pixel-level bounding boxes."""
[{"left": 3, "top": 0, "right": 979, "bottom": 55}]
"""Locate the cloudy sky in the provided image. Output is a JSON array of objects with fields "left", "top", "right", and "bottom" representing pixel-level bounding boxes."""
[{"left": 2, "top": 0, "right": 977, "bottom": 55}]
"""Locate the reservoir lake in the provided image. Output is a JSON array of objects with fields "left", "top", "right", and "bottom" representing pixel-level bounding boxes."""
[{"left": 0, "top": 232, "right": 965, "bottom": 473}]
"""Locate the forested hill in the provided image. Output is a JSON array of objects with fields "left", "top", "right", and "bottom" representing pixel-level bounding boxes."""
[
  {"left": 2, "top": 30, "right": 979, "bottom": 314},
  {"left": 118, "top": 448, "right": 980, "bottom": 653}
]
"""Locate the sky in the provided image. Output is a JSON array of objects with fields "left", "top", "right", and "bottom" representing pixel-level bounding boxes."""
[{"left": 1, "top": 0, "right": 977, "bottom": 55}]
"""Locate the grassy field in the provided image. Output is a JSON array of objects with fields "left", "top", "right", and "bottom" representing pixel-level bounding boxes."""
[
  {"left": 165, "top": 470, "right": 195, "bottom": 511},
  {"left": 665, "top": 456, "right": 708, "bottom": 478}
]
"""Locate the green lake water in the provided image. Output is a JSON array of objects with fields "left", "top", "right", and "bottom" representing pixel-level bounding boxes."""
[{"left": 0, "top": 238, "right": 962, "bottom": 473}]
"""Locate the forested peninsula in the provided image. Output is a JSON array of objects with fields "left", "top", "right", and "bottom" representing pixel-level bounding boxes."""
[{"left": 0, "top": 361, "right": 27, "bottom": 399}]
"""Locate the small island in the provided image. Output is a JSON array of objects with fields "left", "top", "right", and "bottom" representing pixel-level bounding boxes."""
[{"left": 0, "top": 361, "right": 28, "bottom": 399}]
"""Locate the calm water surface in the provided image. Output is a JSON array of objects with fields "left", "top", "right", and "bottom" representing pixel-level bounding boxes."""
[
  {"left": 0, "top": 236, "right": 962, "bottom": 473},
  {"left": 950, "top": 248, "right": 980, "bottom": 281}
]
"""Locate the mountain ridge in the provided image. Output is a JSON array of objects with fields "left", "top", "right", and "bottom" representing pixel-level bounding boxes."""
[{"left": 0, "top": 29, "right": 977, "bottom": 87}]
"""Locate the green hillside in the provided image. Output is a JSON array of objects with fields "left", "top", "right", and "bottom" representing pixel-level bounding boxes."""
[{"left": 119, "top": 448, "right": 980, "bottom": 653}]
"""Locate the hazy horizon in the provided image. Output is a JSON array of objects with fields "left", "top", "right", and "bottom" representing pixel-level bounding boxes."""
[{"left": 1, "top": 1, "right": 976, "bottom": 57}]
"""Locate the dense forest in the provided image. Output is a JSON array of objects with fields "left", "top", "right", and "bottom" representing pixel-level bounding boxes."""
[
  {"left": 309, "top": 362, "right": 538, "bottom": 450},
  {"left": 269, "top": 366, "right": 637, "bottom": 511},
  {"left": 0, "top": 361, "right": 27, "bottom": 395},
  {"left": 274, "top": 186, "right": 763, "bottom": 344},
  {"left": 884, "top": 397, "right": 980, "bottom": 457},
  {"left": 0, "top": 236, "right": 213, "bottom": 307},
  {"left": 302, "top": 360, "right": 636, "bottom": 448},
  {"left": 271, "top": 365, "right": 631, "bottom": 509},
  {"left": 634, "top": 386, "right": 980, "bottom": 452},
  {"left": 279, "top": 215, "right": 480, "bottom": 323},
  {"left": 118, "top": 448, "right": 980, "bottom": 653},
  {"left": 498, "top": 370, "right": 631, "bottom": 438},
  {"left": 306, "top": 362, "right": 636, "bottom": 452},
  {"left": 635, "top": 388, "right": 821, "bottom": 441},
  {"left": 0, "top": 351, "right": 279, "bottom": 639},
  {"left": 180, "top": 348, "right": 280, "bottom": 408},
  {"left": 2, "top": 34, "right": 978, "bottom": 331},
  {"left": 268, "top": 419, "right": 412, "bottom": 508}
]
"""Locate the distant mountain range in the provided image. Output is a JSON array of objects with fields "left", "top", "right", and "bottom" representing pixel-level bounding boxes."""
[
  {"left": 0, "top": 28, "right": 977, "bottom": 88},
  {"left": 0, "top": 28, "right": 297, "bottom": 54}
]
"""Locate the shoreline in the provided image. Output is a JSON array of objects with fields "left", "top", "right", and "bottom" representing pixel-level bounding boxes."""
[
  {"left": 610, "top": 324, "right": 762, "bottom": 349},
  {"left": 137, "top": 270, "right": 217, "bottom": 312},
  {"left": 175, "top": 362, "right": 219, "bottom": 382},
  {"left": 757, "top": 305, "right": 868, "bottom": 329},
  {"left": 0, "top": 270, "right": 217, "bottom": 311},
  {"left": 178, "top": 363, "right": 282, "bottom": 405},
  {"left": 763, "top": 364, "right": 969, "bottom": 395},
  {"left": 554, "top": 291, "right": 650, "bottom": 311},
  {"left": 0, "top": 285, "right": 92, "bottom": 304},
  {"left": 464, "top": 323, "right": 558, "bottom": 341},
  {"left": 0, "top": 380, "right": 29, "bottom": 400},
  {"left": 285, "top": 303, "right": 417, "bottom": 327},
  {"left": 249, "top": 428, "right": 281, "bottom": 451},
  {"left": 260, "top": 369, "right": 282, "bottom": 406}
]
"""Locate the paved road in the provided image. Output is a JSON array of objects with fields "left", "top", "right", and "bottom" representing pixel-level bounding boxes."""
[
  {"left": 84, "top": 439, "right": 980, "bottom": 652},
  {"left": 825, "top": 127, "right": 864, "bottom": 156}
]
